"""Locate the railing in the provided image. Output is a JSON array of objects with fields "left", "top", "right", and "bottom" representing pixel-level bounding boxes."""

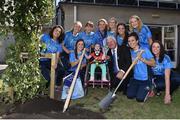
[{"left": 60, "top": 0, "right": 180, "bottom": 10}]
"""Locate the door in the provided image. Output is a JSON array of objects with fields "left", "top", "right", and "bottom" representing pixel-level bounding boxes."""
[{"left": 162, "top": 25, "right": 178, "bottom": 68}]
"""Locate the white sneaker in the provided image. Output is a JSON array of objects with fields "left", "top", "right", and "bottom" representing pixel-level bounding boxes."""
[{"left": 89, "top": 76, "right": 94, "bottom": 81}]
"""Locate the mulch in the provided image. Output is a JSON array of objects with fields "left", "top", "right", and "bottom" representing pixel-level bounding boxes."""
[{"left": 2, "top": 96, "right": 105, "bottom": 119}]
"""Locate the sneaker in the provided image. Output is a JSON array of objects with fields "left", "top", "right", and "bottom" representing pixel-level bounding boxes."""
[
  {"left": 156, "top": 92, "right": 161, "bottom": 96},
  {"left": 148, "top": 90, "right": 155, "bottom": 97},
  {"left": 102, "top": 77, "right": 108, "bottom": 82},
  {"left": 89, "top": 76, "right": 94, "bottom": 81}
]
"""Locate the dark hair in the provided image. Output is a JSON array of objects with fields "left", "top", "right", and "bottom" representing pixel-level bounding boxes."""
[
  {"left": 128, "top": 32, "right": 140, "bottom": 48},
  {"left": 49, "top": 25, "right": 64, "bottom": 43},
  {"left": 128, "top": 32, "right": 139, "bottom": 41},
  {"left": 74, "top": 39, "right": 85, "bottom": 59},
  {"left": 116, "top": 23, "right": 129, "bottom": 45},
  {"left": 92, "top": 43, "right": 102, "bottom": 53},
  {"left": 150, "top": 40, "right": 165, "bottom": 63}
]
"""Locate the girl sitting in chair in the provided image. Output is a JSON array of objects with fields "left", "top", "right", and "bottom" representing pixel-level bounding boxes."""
[{"left": 85, "top": 43, "right": 108, "bottom": 82}]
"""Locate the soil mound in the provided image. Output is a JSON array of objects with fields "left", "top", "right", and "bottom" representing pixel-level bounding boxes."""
[{"left": 3, "top": 97, "right": 105, "bottom": 119}]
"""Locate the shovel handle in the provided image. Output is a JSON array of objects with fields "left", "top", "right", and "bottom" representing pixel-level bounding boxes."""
[{"left": 113, "top": 50, "right": 144, "bottom": 95}]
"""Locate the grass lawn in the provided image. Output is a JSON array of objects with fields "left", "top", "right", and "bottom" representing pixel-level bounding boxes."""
[
  {"left": 71, "top": 87, "right": 180, "bottom": 119},
  {"left": 0, "top": 85, "right": 179, "bottom": 119}
]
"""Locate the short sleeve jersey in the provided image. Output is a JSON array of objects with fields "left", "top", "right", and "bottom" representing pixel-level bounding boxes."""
[
  {"left": 133, "top": 25, "right": 152, "bottom": 49},
  {"left": 131, "top": 47, "right": 154, "bottom": 80},
  {"left": 64, "top": 31, "right": 81, "bottom": 50},
  {"left": 152, "top": 54, "right": 173, "bottom": 75},
  {"left": 80, "top": 31, "right": 96, "bottom": 49},
  {"left": 69, "top": 51, "right": 86, "bottom": 71}
]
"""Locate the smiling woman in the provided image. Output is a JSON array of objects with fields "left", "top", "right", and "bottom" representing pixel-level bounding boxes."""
[
  {"left": 127, "top": 32, "right": 155, "bottom": 102},
  {"left": 39, "top": 25, "right": 65, "bottom": 88}
]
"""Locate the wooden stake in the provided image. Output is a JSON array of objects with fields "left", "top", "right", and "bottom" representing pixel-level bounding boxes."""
[{"left": 50, "top": 53, "right": 56, "bottom": 99}]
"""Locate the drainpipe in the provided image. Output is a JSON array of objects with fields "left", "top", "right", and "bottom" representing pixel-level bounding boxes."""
[{"left": 74, "top": 5, "right": 77, "bottom": 22}]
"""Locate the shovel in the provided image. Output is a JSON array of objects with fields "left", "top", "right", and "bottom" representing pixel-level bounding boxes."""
[{"left": 99, "top": 50, "right": 144, "bottom": 109}]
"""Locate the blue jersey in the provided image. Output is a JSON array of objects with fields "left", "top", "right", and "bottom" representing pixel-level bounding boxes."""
[
  {"left": 40, "top": 34, "right": 62, "bottom": 61},
  {"left": 152, "top": 54, "right": 173, "bottom": 75},
  {"left": 131, "top": 47, "right": 154, "bottom": 80},
  {"left": 64, "top": 31, "right": 81, "bottom": 50},
  {"left": 116, "top": 35, "right": 123, "bottom": 46},
  {"left": 94, "top": 30, "right": 107, "bottom": 47},
  {"left": 69, "top": 51, "right": 86, "bottom": 71},
  {"left": 80, "top": 31, "right": 96, "bottom": 49},
  {"left": 107, "top": 31, "right": 116, "bottom": 37},
  {"left": 133, "top": 25, "right": 152, "bottom": 49}
]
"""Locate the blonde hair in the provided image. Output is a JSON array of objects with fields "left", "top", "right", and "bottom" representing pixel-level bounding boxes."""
[
  {"left": 108, "top": 17, "right": 117, "bottom": 24},
  {"left": 129, "top": 15, "right": 143, "bottom": 32},
  {"left": 98, "top": 18, "right": 108, "bottom": 26},
  {"left": 74, "top": 21, "right": 83, "bottom": 28},
  {"left": 85, "top": 21, "right": 94, "bottom": 28}
]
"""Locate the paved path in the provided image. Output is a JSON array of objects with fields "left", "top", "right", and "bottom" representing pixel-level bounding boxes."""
[
  {"left": 0, "top": 65, "right": 8, "bottom": 71},
  {"left": 0, "top": 65, "right": 8, "bottom": 74}
]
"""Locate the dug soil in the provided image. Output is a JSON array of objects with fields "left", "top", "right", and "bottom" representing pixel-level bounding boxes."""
[{"left": 1, "top": 96, "right": 105, "bottom": 119}]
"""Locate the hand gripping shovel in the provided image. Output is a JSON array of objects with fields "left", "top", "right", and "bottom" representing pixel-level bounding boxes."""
[{"left": 99, "top": 50, "right": 144, "bottom": 109}]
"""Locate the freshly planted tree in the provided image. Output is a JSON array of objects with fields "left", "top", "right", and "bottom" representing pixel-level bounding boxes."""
[{"left": 0, "top": 0, "right": 54, "bottom": 102}]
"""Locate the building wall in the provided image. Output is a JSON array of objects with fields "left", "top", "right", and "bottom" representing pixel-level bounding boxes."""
[
  {"left": 61, "top": 4, "right": 180, "bottom": 30},
  {"left": 60, "top": 3, "right": 180, "bottom": 68},
  {"left": 0, "top": 33, "right": 15, "bottom": 63}
]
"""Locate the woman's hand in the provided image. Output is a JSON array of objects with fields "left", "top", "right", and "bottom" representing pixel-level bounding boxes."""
[{"left": 164, "top": 94, "right": 171, "bottom": 104}]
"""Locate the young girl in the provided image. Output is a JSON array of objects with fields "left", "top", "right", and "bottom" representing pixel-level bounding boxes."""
[
  {"left": 127, "top": 32, "right": 155, "bottom": 102},
  {"left": 86, "top": 43, "right": 108, "bottom": 82}
]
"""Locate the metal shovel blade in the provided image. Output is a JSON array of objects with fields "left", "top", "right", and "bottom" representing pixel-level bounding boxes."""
[{"left": 99, "top": 91, "right": 117, "bottom": 109}]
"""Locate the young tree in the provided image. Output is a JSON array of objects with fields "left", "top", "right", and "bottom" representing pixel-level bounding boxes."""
[{"left": 0, "top": 0, "right": 54, "bottom": 102}]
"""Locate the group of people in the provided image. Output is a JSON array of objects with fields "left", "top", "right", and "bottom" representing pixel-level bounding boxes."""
[{"left": 39, "top": 15, "right": 180, "bottom": 104}]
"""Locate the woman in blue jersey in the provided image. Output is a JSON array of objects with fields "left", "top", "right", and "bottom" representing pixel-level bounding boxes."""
[
  {"left": 61, "top": 39, "right": 86, "bottom": 99},
  {"left": 94, "top": 18, "right": 108, "bottom": 47},
  {"left": 69, "top": 39, "right": 86, "bottom": 73},
  {"left": 107, "top": 17, "right": 117, "bottom": 37},
  {"left": 63, "top": 21, "right": 82, "bottom": 53},
  {"left": 127, "top": 32, "right": 155, "bottom": 102},
  {"left": 61, "top": 21, "right": 83, "bottom": 71},
  {"left": 116, "top": 23, "right": 129, "bottom": 46},
  {"left": 129, "top": 15, "right": 153, "bottom": 49},
  {"left": 80, "top": 21, "right": 96, "bottom": 52},
  {"left": 40, "top": 25, "right": 65, "bottom": 87},
  {"left": 151, "top": 41, "right": 180, "bottom": 104}
]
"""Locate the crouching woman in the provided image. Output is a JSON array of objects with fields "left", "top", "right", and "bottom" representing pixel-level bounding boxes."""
[
  {"left": 127, "top": 32, "right": 155, "bottom": 102},
  {"left": 151, "top": 40, "right": 180, "bottom": 104}
]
